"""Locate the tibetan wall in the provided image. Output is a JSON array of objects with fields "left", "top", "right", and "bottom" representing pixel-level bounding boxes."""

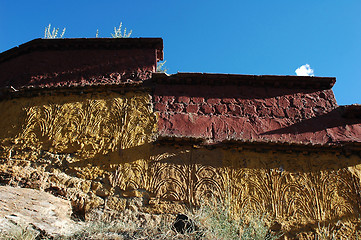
[
  {"left": 1, "top": 39, "right": 361, "bottom": 238},
  {"left": 0, "top": 82, "right": 360, "bottom": 238}
]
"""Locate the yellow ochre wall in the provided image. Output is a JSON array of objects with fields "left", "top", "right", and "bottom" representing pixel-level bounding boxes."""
[
  {"left": 0, "top": 92, "right": 156, "bottom": 178},
  {"left": 1, "top": 91, "right": 361, "bottom": 236}
]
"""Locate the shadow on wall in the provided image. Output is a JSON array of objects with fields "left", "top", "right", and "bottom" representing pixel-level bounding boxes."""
[
  {"left": 0, "top": 91, "right": 157, "bottom": 168},
  {"left": 154, "top": 83, "right": 328, "bottom": 100},
  {"left": 102, "top": 143, "right": 361, "bottom": 172},
  {"left": 80, "top": 143, "right": 361, "bottom": 233},
  {"left": 0, "top": 87, "right": 360, "bottom": 237},
  {"left": 260, "top": 107, "right": 361, "bottom": 140}
]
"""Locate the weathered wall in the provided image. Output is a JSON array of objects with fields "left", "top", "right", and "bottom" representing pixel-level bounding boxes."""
[
  {"left": 149, "top": 145, "right": 361, "bottom": 232},
  {"left": 0, "top": 91, "right": 361, "bottom": 237},
  {"left": 154, "top": 82, "right": 361, "bottom": 144},
  {"left": 0, "top": 91, "right": 156, "bottom": 178},
  {"left": 0, "top": 38, "right": 163, "bottom": 89},
  {"left": 1, "top": 38, "right": 361, "bottom": 237}
]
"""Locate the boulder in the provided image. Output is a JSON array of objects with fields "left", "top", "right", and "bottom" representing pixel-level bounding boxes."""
[{"left": 0, "top": 185, "right": 80, "bottom": 237}]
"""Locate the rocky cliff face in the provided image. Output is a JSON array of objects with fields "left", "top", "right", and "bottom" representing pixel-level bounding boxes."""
[{"left": 0, "top": 185, "right": 79, "bottom": 237}]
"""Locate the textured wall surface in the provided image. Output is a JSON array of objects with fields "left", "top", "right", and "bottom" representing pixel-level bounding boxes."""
[
  {"left": 1, "top": 39, "right": 361, "bottom": 237},
  {"left": 0, "top": 90, "right": 361, "bottom": 237},
  {"left": 0, "top": 49, "right": 155, "bottom": 88},
  {"left": 0, "top": 38, "right": 162, "bottom": 89},
  {"left": 0, "top": 92, "right": 156, "bottom": 177},
  {"left": 154, "top": 82, "right": 361, "bottom": 145},
  {"left": 148, "top": 145, "right": 361, "bottom": 233}
]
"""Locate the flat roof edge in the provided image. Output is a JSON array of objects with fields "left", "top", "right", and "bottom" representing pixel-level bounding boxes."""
[
  {"left": 152, "top": 72, "right": 336, "bottom": 90},
  {"left": 0, "top": 38, "right": 164, "bottom": 63}
]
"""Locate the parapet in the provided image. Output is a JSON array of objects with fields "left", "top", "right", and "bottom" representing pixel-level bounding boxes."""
[
  {"left": 0, "top": 38, "right": 163, "bottom": 89},
  {"left": 152, "top": 72, "right": 361, "bottom": 148},
  {"left": 0, "top": 38, "right": 360, "bottom": 150}
]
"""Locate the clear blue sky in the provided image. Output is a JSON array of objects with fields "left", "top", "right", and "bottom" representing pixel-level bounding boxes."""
[{"left": 1, "top": 1, "right": 360, "bottom": 105}]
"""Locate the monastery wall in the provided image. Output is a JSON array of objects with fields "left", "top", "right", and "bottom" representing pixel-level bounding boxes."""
[
  {"left": 0, "top": 87, "right": 360, "bottom": 237},
  {"left": 1, "top": 38, "right": 361, "bottom": 237}
]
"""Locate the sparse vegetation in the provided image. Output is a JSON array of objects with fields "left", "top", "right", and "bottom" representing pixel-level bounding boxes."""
[
  {"left": 187, "top": 198, "right": 282, "bottom": 240},
  {"left": 157, "top": 60, "right": 168, "bottom": 73},
  {"left": 44, "top": 24, "right": 66, "bottom": 39},
  {"left": 43, "top": 22, "right": 132, "bottom": 39},
  {"left": 0, "top": 223, "right": 39, "bottom": 240},
  {"left": 3, "top": 217, "right": 361, "bottom": 239},
  {"left": 111, "top": 22, "right": 132, "bottom": 38},
  {"left": 42, "top": 22, "right": 168, "bottom": 72},
  {"left": 1, "top": 162, "right": 361, "bottom": 239},
  {"left": 0, "top": 197, "right": 282, "bottom": 240}
]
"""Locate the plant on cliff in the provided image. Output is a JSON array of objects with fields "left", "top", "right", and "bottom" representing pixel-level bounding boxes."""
[
  {"left": 42, "top": 22, "right": 168, "bottom": 72},
  {"left": 157, "top": 60, "right": 168, "bottom": 73},
  {"left": 111, "top": 22, "right": 132, "bottom": 38},
  {"left": 44, "top": 24, "right": 66, "bottom": 39},
  {"left": 43, "top": 22, "right": 132, "bottom": 39}
]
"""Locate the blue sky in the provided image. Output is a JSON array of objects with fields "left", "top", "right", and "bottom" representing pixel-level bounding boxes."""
[{"left": 1, "top": 1, "right": 360, "bottom": 105}]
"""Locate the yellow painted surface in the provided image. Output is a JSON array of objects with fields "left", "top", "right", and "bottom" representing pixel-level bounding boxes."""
[
  {"left": 0, "top": 92, "right": 156, "bottom": 179},
  {"left": 145, "top": 146, "right": 361, "bottom": 236},
  {"left": 147, "top": 147, "right": 361, "bottom": 216},
  {"left": 1, "top": 92, "right": 361, "bottom": 236}
]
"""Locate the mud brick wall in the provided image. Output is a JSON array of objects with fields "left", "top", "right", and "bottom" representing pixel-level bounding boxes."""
[
  {"left": 0, "top": 38, "right": 163, "bottom": 89},
  {"left": 153, "top": 74, "right": 360, "bottom": 144},
  {"left": 1, "top": 39, "right": 361, "bottom": 238}
]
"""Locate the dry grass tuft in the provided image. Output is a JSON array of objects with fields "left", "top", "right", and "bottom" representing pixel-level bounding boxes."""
[
  {"left": 0, "top": 222, "right": 39, "bottom": 240},
  {"left": 0, "top": 197, "right": 283, "bottom": 240}
]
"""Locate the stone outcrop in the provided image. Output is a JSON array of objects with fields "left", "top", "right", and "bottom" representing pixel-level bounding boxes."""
[{"left": 0, "top": 185, "right": 79, "bottom": 237}]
